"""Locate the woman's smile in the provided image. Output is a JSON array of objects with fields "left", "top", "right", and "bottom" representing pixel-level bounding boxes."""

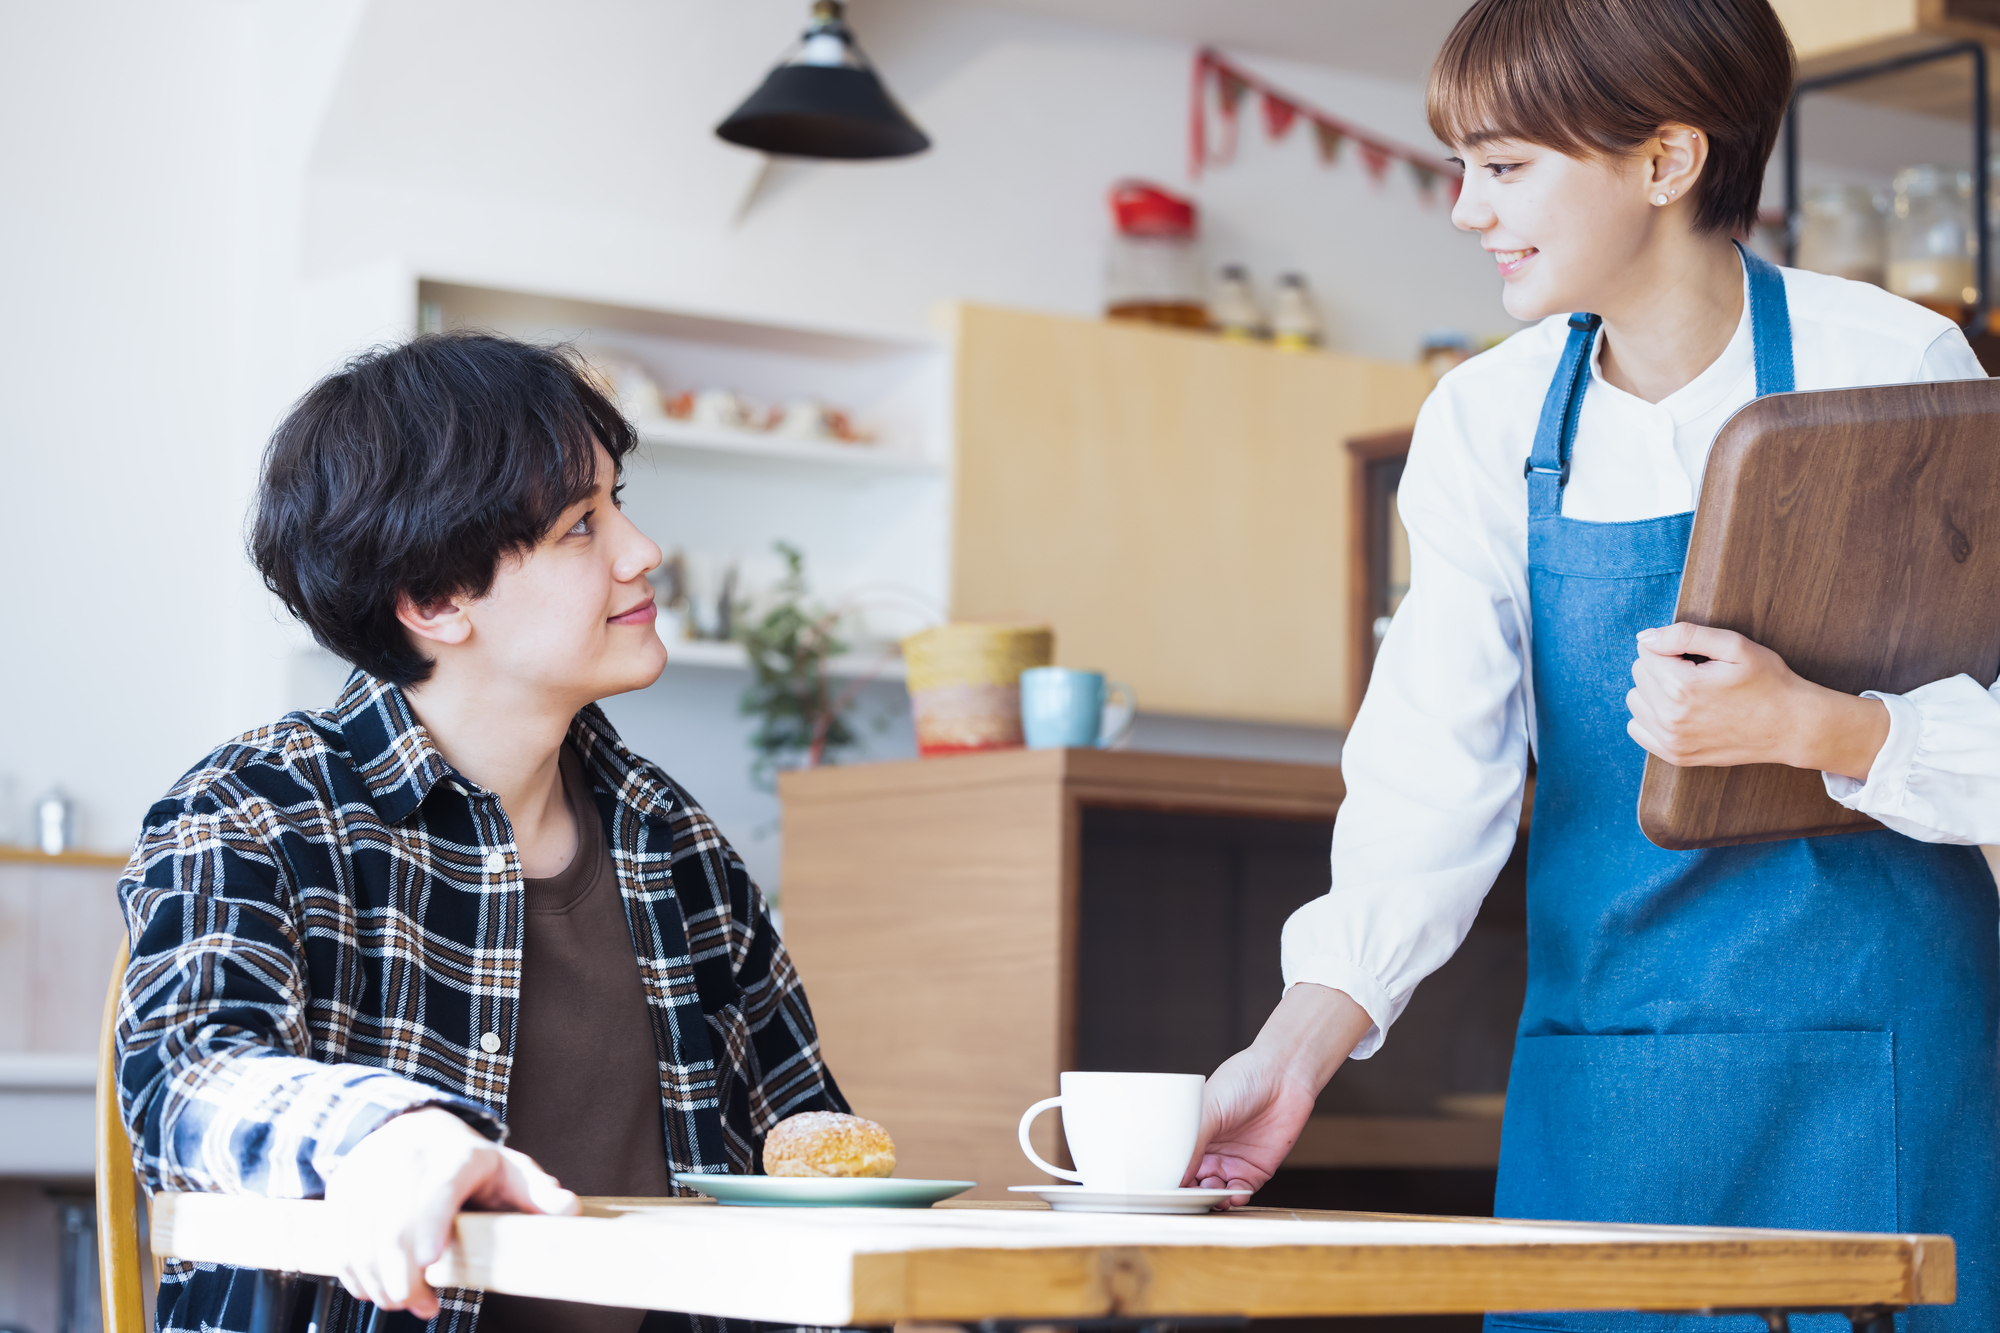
[{"left": 1490, "top": 246, "right": 1538, "bottom": 278}]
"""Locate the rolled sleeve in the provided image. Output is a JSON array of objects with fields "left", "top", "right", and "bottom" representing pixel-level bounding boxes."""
[{"left": 1822, "top": 674, "right": 2000, "bottom": 845}]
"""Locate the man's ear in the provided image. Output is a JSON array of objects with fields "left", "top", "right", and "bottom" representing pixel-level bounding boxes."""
[{"left": 396, "top": 591, "right": 472, "bottom": 647}]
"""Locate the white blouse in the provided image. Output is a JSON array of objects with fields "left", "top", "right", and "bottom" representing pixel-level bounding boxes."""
[{"left": 1282, "top": 265, "right": 1998, "bottom": 1058}]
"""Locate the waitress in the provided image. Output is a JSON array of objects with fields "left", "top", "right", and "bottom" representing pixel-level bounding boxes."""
[{"left": 1189, "top": 1, "right": 2000, "bottom": 1329}]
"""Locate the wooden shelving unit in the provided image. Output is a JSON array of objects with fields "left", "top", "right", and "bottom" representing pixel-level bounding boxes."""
[
  {"left": 779, "top": 748, "right": 1525, "bottom": 1198},
  {"left": 415, "top": 278, "right": 955, "bottom": 653},
  {"left": 1777, "top": 0, "right": 2000, "bottom": 114}
]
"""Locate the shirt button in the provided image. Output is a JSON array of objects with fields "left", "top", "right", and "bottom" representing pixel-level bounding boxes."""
[
  {"left": 479, "top": 1032, "right": 501, "bottom": 1054},
  {"left": 450, "top": 782, "right": 469, "bottom": 796},
  {"left": 484, "top": 852, "right": 505, "bottom": 874}
]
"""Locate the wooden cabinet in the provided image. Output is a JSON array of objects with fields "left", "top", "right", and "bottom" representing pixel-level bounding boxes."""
[
  {"left": 945, "top": 306, "right": 1434, "bottom": 731},
  {"left": 778, "top": 750, "right": 1525, "bottom": 1201}
]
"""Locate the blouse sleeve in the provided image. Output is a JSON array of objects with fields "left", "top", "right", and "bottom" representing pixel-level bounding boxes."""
[
  {"left": 1279, "top": 386, "right": 1532, "bottom": 1057},
  {"left": 1823, "top": 677, "right": 2000, "bottom": 846}
]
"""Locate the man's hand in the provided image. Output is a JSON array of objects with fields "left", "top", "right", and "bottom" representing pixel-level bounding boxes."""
[
  {"left": 1185, "top": 984, "right": 1373, "bottom": 1207},
  {"left": 324, "top": 1106, "right": 579, "bottom": 1317},
  {"left": 1626, "top": 622, "right": 1889, "bottom": 782}
]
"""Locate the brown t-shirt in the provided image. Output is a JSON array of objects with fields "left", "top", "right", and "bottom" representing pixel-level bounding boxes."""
[{"left": 479, "top": 746, "right": 672, "bottom": 1333}]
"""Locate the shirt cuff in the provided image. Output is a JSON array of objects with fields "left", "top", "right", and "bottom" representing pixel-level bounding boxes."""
[
  {"left": 1821, "top": 690, "right": 1920, "bottom": 810},
  {"left": 1280, "top": 958, "right": 1395, "bottom": 1060}
]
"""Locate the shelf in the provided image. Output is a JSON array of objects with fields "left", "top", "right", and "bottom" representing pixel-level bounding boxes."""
[
  {"left": 633, "top": 418, "right": 943, "bottom": 475},
  {"left": 665, "top": 638, "right": 907, "bottom": 681},
  {"left": 1777, "top": 0, "right": 2000, "bottom": 119},
  {"left": 1286, "top": 1114, "right": 1504, "bottom": 1169},
  {"left": 0, "top": 1053, "right": 97, "bottom": 1092},
  {"left": 0, "top": 844, "right": 128, "bottom": 869}
]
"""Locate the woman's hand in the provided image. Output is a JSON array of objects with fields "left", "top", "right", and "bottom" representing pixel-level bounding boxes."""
[
  {"left": 1186, "top": 984, "right": 1373, "bottom": 1207},
  {"left": 324, "top": 1106, "right": 580, "bottom": 1317},
  {"left": 1626, "top": 622, "right": 1889, "bottom": 782}
]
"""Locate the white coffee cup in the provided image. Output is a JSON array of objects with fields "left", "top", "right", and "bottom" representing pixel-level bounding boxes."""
[{"left": 1017, "top": 1071, "right": 1205, "bottom": 1192}]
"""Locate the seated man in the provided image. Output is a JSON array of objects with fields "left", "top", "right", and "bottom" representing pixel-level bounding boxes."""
[{"left": 115, "top": 332, "right": 847, "bottom": 1332}]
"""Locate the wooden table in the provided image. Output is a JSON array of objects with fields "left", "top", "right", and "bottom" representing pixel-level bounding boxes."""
[{"left": 152, "top": 1195, "right": 1950, "bottom": 1328}]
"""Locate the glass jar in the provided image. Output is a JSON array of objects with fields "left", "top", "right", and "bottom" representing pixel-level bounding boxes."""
[
  {"left": 1888, "top": 165, "right": 1976, "bottom": 321},
  {"left": 1796, "top": 184, "right": 1885, "bottom": 285},
  {"left": 1104, "top": 181, "right": 1207, "bottom": 328}
]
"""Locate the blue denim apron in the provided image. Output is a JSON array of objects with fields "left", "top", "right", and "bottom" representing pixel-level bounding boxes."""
[{"left": 1487, "top": 246, "right": 2000, "bottom": 1332}]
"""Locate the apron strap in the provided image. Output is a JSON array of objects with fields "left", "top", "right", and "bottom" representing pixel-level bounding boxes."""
[
  {"left": 1735, "top": 238, "right": 1795, "bottom": 396},
  {"left": 1524, "top": 242, "right": 1794, "bottom": 517},
  {"left": 1524, "top": 313, "right": 1601, "bottom": 517}
]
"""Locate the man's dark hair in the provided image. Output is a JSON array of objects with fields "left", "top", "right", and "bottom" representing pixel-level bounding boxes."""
[
  {"left": 251, "top": 331, "right": 637, "bottom": 687},
  {"left": 1428, "top": 0, "right": 1793, "bottom": 236}
]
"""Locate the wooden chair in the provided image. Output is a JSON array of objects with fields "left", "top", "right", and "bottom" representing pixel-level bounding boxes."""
[
  {"left": 97, "top": 937, "right": 148, "bottom": 1333},
  {"left": 98, "top": 937, "right": 362, "bottom": 1333}
]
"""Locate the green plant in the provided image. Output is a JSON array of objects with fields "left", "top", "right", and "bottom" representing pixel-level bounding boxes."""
[{"left": 737, "top": 543, "right": 857, "bottom": 789}]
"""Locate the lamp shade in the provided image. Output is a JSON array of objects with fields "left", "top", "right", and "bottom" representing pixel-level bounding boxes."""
[{"left": 715, "top": 1, "right": 930, "bottom": 160}]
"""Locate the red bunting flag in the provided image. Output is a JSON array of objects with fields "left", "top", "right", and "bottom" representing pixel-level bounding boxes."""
[
  {"left": 1262, "top": 92, "right": 1299, "bottom": 141},
  {"left": 1189, "top": 46, "right": 1464, "bottom": 206},
  {"left": 1312, "top": 119, "right": 1344, "bottom": 164},
  {"left": 1218, "top": 69, "right": 1251, "bottom": 116}
]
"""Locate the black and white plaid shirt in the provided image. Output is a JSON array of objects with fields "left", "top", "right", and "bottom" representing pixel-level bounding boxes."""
[{"left": 116, "top": 670, "right": 846, "bottom": 1333}]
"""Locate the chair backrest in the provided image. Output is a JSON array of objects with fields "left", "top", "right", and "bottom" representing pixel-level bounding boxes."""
[{"left": 98, "top": 936, "right": 147, "bottom": 1333}]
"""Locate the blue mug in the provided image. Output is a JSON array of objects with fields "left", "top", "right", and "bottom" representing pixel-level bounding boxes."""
[{"left": 1020, "top": 668, "right": 1137, "bottom": 750}]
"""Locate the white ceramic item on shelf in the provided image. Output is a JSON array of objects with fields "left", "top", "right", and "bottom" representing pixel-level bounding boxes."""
[
  {"left": 1017, "top": 1070, "right": 1205, "bottom": 1192},
  {"left": 771, "top": 400, "right": 837, "bottom": 440},
  {"left": 689, "top": 388, "right": 751, "bottom": 430},
  {"left": 1005, "top": 1184, "right": 1238, "bottom": 1215}
]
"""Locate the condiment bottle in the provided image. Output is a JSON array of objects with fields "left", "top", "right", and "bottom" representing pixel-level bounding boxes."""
[
  {"left": 1211, "top": 266, "right": 1266, "bottom": 342},
  {"left": 1270, "top": 273, "right": 1324, "bottom": 350}
]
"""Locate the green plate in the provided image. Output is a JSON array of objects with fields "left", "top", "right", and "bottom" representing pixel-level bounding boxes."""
[{"left": 671, "top": 1172, "right": 976, "bottom": 1208}]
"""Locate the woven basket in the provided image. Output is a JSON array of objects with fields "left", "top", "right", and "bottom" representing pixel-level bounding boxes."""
[{"left": 902, "top": 624, "right": 1054, "bottom": 755}]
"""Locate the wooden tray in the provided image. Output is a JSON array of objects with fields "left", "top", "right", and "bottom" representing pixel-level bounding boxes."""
[{"left": 1639, "top": 378, "right": 2000, "bottom": 850}]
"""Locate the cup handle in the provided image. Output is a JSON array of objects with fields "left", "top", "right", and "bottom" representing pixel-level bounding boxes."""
[
  {"left": 1017, "top": 1096, "right": 1083, "bottom": 1183},
  {"left": 1098, "top": 682, "right": 1137, "bottom": 750}
]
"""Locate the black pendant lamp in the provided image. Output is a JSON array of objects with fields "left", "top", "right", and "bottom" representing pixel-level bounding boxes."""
[{"left": 715, "top": 0, "right": 930, "bottom": 160}]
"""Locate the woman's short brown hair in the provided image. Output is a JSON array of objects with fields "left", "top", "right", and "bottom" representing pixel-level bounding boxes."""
[{"left": 1428, "top": 0, "right": 1794, "bottom": 235}]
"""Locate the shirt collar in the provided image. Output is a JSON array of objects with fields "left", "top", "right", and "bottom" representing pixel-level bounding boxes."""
[
  {"left": 1583, "top": 262, "right": 1757, "bottom": 425},
  {"left": 327, "top": 670, "right": 454, "bottom": 824},
  {"left": 328, "top": 668, "right": 680, "bottom": 826}
]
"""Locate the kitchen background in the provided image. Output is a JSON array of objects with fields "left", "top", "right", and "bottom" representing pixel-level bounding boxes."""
[{"left": 3, "top": 1, "right": 1997, "bottom": 1328}]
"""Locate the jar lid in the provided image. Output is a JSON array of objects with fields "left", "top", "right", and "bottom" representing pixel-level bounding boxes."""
[{"left": 1109, "top": 180, "right": 1198, "bottom": 237}]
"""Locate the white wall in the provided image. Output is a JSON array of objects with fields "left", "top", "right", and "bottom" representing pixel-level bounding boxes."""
[
  {"left": 1, "top": 0, "right": 1513, "bottom": 863},
  {"left": 299, "top": 0, "right": 1511, "bottom": 356},
  {"left": 0, "top": 3, "right": 369, "bottom": 854}
]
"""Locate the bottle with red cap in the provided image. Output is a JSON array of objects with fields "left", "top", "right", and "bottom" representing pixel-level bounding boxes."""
[{"left": 1104, "top": 180, "right": 1208, "bottom": 329}]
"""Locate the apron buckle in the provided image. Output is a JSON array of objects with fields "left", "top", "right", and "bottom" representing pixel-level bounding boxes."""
[{"left": 1523, "top": 456, "right": 1571, "bottom": 486}]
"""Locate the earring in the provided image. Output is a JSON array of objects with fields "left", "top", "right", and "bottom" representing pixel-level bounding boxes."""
[{"left": 1654, "top": 193, "right": 1669, "bottom": 205}]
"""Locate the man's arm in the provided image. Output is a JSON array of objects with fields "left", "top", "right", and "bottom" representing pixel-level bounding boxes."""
[{"left": 117, "top": 794, "right": 503, "bottom": 1197}]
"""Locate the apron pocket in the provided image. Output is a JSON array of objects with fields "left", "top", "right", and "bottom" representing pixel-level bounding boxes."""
[{"left": 1490, "top": 1031, "right": 1897, "bottom": 1333}]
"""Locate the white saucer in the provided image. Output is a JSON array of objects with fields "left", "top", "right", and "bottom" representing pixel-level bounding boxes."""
[
  {"left": 1007, "top": 1184, "right": 1241, "bottom": 1214},
  {"left": 674, "top": 1173, "right": 976, "bottom": 1208}
]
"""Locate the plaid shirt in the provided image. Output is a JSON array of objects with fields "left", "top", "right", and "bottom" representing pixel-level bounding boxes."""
[{"left": 116, "top": 670, "right": 846, "bottom": 1333}]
